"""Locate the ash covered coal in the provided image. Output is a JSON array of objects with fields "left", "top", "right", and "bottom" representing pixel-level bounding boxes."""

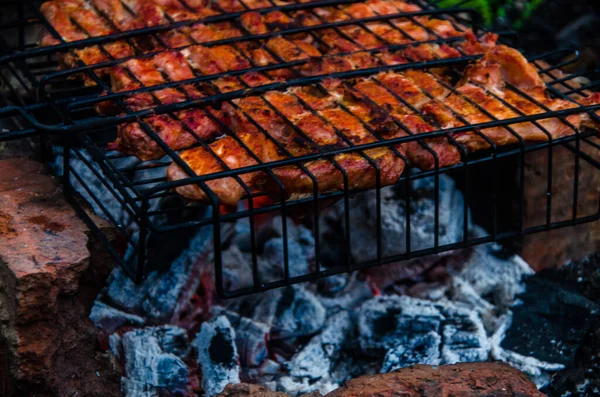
[
  {"left": 286, "top": 310, "right": 352, "bottom": 381},
  {"left": 118, "top": 325, "right": 192, "bottom": 397},
  {"left": 213, "top": 307, "right": 270, "bottom": 368},
  {"left": 232, "top": 215, "right": 316, "bottom": 284},
  {"left": 319, "top": 175, "right": 469, "bottom": 269},
  {"left": 74, "top": 151, "right": 580, "bottom": 396},
  {"left": 92, "top": 234, "right": 548, "bottom": 397},
  {"left": 194, "top": 316, "right": 241, "bottom": 397},
  {"left": 358, "top": 295, "right": 489, "bottom": 368}
]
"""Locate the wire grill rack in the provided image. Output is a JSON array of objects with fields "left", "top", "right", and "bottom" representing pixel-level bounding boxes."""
[{"left": 1, "top": 0, "right": 600, "bottom": 298}]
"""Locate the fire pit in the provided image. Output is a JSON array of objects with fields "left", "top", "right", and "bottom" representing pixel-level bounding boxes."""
[{"left": 1, "top": 0, "right": 600, "bottom": 396}]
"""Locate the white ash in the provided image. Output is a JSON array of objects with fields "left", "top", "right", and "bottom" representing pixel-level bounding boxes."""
[
  {"left": 218, "top": 245, "right": 255, "bottom": 293},
  {"left": 193, "top": 315, "right": 241, "bottom": 397},
  {"left": 358, "top": 295, "right": 444, "bottom": 353},
  {"left": 452, "top": 238, "right": 534, "bottom": 309},
  {"left": 440, "top": 304, "right": 490, "bottom": 364},
  {"left": 109, "top": 333, "right": 123, "bottom": 361},
  {"left": 260, "top": 237, "right": 311, "bottom": 281},
  {"left": 287, "top": 310, "right": 353, "bottom": 380},
  {"left": 246, "top": 358, "right": 283, "bottom": 385},
  {"left": 120, "top": 326, "right": 190, "bottom": 397},
  {"left": 447, "top": 234, "right": 534, "bottom": 333},
  {"left": 142, "top": 223, "right": 214, "bottom": 323},
  {"left": 52, "top": 146, "right": 138, "bottom": 246}
]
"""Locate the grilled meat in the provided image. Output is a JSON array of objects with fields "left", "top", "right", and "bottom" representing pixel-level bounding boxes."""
[
  {"left": 214, "top": 84, "right": 408, "bottom": 199},
  {"left": 38, "top": 0, "right": 600, "bottom": 206},
  {"left": 106, "top": 49, "right": 227, "bottom": 161},
  {"left": 40, "top": 0, "right": 478, "bottom": 73},
  {"left": 166, "top": 131, "right": 266, "bottom": 206},
  {"left": 106, "top": 36, "right": 323, "bottom": 160},
  {"left": 422, "top": 45, "right": 582, "bottom": 151}
]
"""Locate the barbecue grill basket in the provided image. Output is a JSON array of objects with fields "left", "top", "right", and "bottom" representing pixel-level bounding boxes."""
[{"left": 1, "top": 0, "right": 600, "bottom": 298}]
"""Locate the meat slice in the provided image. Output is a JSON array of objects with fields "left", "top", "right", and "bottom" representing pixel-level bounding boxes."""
[
  {"left": 231, "top": 96, "right": 311, "bottom": 156},
  {"left": 480, "top": 45, "right": 544, "bottom": 90},
  {"left": 263, "top": 91, "right": 342, "bottom": 148},
  {"left": 107, "top": 49, "right": 231, "bottom": 160},
  {"left": 41, "top": 0, "right": 136, "bottom": 71},
  {"left": 113, "top": 57, "right": 187, "bottom": 110},
  {"left": 419, "top": 46, "right": 583, "bottom": 151},
  {"left": 90, "top": 0, "right": 143, "bottom": 31},
  {"left": 40, "top": 1, "right": 88, "bottom": 45},
  {"left": 459, "top": 31, "right": 498, "bottom": 55},
  {"left": 501, "top": 88, "right": 581, "bottom": 139},
  {"left": 450, "top": 46, "right": 582, "bottom": 149},
  {"left": 319, "top": 108, "right": 377, "bottom": 144},
  {"left": 264, "top": 147, "right": 407, "bottom": 197},
  {"left": 166, "top": 132, "right": 265, "bottom": 205},
  {"left": 574, "top": 92, "right": 600, "bottom": 129},
  {"left": 266, "top": 37, "right": 322, "bottom": 62},
  {"left": 351, "top": 76, "right": 460, "bottom": 169}
]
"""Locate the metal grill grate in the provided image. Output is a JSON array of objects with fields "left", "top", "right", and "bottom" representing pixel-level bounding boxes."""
[{"left": 1, "top": 0, "right": 600, "bottom": 298}]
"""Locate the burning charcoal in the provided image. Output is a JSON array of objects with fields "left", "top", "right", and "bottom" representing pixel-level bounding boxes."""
[
  {"left": 380, "top": 331, "right": 441, "bottom": 372},
  {"left": 193, "top": 315, "right": 241, "bottom": 396},
  {"left": 260, "top": 359, "right": 283, "bottom": 376},
  {"left": 358, "top": 296, "right": 489, "bottom": 365},
  {"left": 90, "top": 301, "right": 145, "bottom": 336},
  {"left": 317, "top": 274, "right": 349, "bottom": 295},
  {"left": 491, "top": 315, "right": 565, "bottom": 388},
  {"left": 256, "top": 216, "right": 315, "bottom": 253},
  {"left": 319, "top": 176, "right": 468, "bottom": 267},
  {"left": 287, "top": 310, "right": 352, "bottom": 380},
  {"left": 121, "top": 326, "right": 191, "bottom": 397},
  {"left": 213, "top": 307, "right": 270, "bottom": 368},
  {"left": 103, "top": 267, "right": 154, "bottom": 314},
  {"left": 250, "top": 286, "right": 326, "bottom": 340},
  {"left": 245, "top": 359, "right": 283, "bottom": 386}
]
